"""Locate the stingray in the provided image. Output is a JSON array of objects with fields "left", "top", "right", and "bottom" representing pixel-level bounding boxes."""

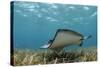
[{"left": 41, "top": 29, "right": 92, "bottom": 52}]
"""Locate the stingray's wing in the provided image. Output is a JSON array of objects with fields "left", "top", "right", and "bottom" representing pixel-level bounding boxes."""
[
  {"left": 40, "top": 40, "right": 53, "bottom": 48},
  {"left": 40, "top": 44, "right": 50, "bottom": 48}
]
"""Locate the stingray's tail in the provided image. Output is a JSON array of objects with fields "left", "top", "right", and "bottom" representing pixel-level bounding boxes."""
[{"left": 83, "top": 35, "right": 92, "bottom": 40}]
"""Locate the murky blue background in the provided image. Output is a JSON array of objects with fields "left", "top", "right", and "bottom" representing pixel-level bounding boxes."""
[{"left": 12, "top": 1, "right": 97, "bottom": 49}]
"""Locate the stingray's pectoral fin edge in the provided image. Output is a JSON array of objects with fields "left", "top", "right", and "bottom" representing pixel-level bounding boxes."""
[
  {"left": 39, "top": 47, "right": 48, "bottom": 49},
  {"left": 40, "top": 44, "right": 50, "bottom": 49}
]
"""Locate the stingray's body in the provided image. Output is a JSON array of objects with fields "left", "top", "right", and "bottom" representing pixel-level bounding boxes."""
[{"left": 41, "top": 29, "right": 91, "bottom": 51}]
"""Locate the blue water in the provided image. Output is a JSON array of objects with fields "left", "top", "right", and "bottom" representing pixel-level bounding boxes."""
[{"left": 12, "top": 1, "right": 97, "bottom": 49}]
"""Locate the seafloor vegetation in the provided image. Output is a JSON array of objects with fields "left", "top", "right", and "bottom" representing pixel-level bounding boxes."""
[{"left": 11, "top": 47, "right": 97, "bottom": 66}]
